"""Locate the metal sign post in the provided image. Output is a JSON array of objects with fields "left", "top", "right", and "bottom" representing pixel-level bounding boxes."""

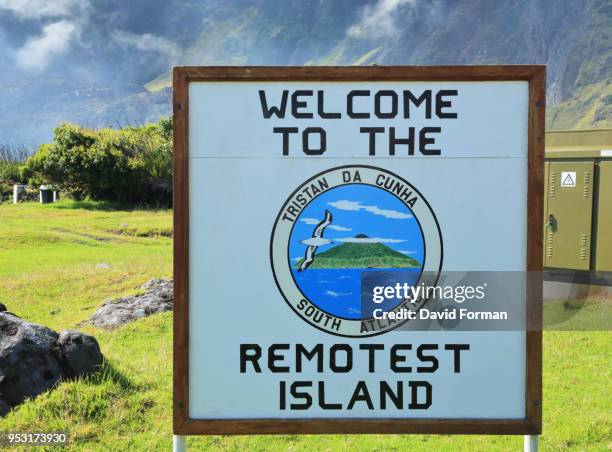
[
  {"left": 525, "top": 435, "right": 539, "bottom": 452},
  {"left": 173, "top": 435, "right": 186, "bottom": 452}
]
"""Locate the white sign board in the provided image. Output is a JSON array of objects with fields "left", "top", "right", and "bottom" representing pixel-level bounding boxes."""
[{"left": 173, "top": 66, "right": 544, "bottom": 435}]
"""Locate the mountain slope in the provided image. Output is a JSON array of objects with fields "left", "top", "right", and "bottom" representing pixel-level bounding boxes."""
[
  {"left": 148, "top": 0, "right": 611, "bottom": 131},
  {"left": 0, "top": 0, "right": 609, "bottom": 147},
  {"left": 547, "top": 81, "right": 612, "bottom": 130}
]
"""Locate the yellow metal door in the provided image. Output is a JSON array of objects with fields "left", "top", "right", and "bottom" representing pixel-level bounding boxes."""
[
  {"left": 545, "top": 161, "right": 594, "bottom": 270},
  {"left": 596, "top": 161, "right": 612, "bottom": 272}
]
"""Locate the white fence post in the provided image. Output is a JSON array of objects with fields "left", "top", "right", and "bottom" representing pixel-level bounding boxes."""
[
  {"left": 524, "top": 435, "right": 538, "bottom": 452},
  {"left": 13, "top": 184, "right": 25, "bottom": 204},
  {"left": 173, "top": 435, "right": 186, "bottom": 452}
]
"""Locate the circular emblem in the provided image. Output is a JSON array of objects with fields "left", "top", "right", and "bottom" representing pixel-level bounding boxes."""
[{"left": 271, "top": 165, "right": 443, "bottom": 337}]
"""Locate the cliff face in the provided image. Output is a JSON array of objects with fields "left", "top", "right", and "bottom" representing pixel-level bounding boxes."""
[
  {"left": 165, "top": 0, "right": 609, "bottom": 110},
  {"left": 159, "top": 0, "right": 611, "bottom": 131},
  {"left": 0, "top": 0, "right": 609, "bottom": 147}
]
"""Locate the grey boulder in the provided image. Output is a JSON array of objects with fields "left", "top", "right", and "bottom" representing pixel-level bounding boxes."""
[
  {"left": 0, "top": 312, "right": 102, "bottom": 416},
  {"left": 57, "top": 330, "right": 103, "bottom": 378},
  {"left": 86, "top": 278, "right": 173, "bottom": 329}
]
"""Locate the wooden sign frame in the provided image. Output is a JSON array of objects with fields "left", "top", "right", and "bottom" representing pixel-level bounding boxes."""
[{"left": 173, "top": 65, "right": 545, "bottom": 435}]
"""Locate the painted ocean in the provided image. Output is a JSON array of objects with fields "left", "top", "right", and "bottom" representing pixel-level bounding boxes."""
[{"left": 291, "top": 267, "right": 422, "bottom": 319}]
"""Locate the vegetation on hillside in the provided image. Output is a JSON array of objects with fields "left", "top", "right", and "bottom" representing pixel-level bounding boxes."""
[
  {"left": 546, "top": 0, "right": 611, "bottom": 130},
  {"left": 19, "top": 118, "right": 172, "bottom": 206},
  {"left": 547, "top": 81, "right": 612, "bottom": 130}
]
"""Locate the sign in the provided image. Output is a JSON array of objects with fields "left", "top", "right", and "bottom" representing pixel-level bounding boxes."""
[
  {"left": 173, "top": 66, "right": 544, "bottom": 435},
  {"left": 561, "top": 171, "right": 576, "bottom": 187}
]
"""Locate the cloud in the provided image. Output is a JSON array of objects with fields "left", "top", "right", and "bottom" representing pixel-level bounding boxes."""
[
  {"left": 300, "top": 217, "right": 351, "bottom": 231},
  {"left": 111, "top": 30, "right": 179, "bottom": 60},
  {"left": 328, "top": 225, "right": 351, "bottom": 231},
  {"left": 327, "top": 200, "right": 362, "bottom": 211},
  {"left": 365, "top": 205, "right": 413, "bottom": 219},
  {"left": 399, "top": 250, "right": 418, "bottom": 254},
  {"left": 327, "top": 200, "right": 412, "bottom": 220},
  {"left": 3, "top": 0, "right": 92, "bottom": 72},
  {"left": 15, "top": 20, "right": 79, "bottom": 71},
  {"left": 301, "top": 237, "right": 331, "bottom": 247},
  {"left": 347, "top": 0, "right": 415, "bottom": 39},
  {"left": 0, "top": 0, "right": 87, "bottom": 19},
  {"left": 325, "top": 290, "right": 352, "bottom": 298},
  {"left": 336, "top": 237, "right": 406, "bottom": 244}
]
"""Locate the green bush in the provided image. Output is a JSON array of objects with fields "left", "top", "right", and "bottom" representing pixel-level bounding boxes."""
[
  {"left": 0, "top": 182, "right": 10, "bottom": 203},
  {"left": 0, "top": 145, "right": 28, "bottom": 185},
  {"left": 21, "top": 118, "right": 173, "bottom": 206}
]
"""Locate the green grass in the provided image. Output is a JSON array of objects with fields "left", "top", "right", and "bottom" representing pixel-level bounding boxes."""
[
  {"left": 544, "top": 297, "right": 612, "bottom": 331},
  {"left": 0, "top": 201, "right": 610, "bottom": 450}
]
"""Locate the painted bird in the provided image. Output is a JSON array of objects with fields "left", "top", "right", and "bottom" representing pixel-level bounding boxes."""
[{"left": 298, "top": 209, "right": 333, "bottom": 272}]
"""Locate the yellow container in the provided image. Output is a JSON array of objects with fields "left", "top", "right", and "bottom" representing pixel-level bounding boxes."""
[{"left": 544, "top": 129, "right": 612, "bottom": 272}]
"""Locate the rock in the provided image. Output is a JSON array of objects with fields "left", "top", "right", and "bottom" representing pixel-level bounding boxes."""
[
  {"left": 0, "top": 313, "right": 63, "bottom": 414},
  {"left": 0, "top": 400, "right": 10, "bottom": 417},
  {"left": 85, "top": 278, "right": 173, "bottom": 329},
  {"left": 57, "top": 331, "right": 103, "bottom": 378},
  {"left": 0, "top": 310, "right": 103, "bottom": 417},
  {"left": 95, "top": 263, "right": 111, "bottom": 269}
]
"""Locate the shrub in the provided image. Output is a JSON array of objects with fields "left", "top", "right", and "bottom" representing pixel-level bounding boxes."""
[
  {"left": 0, "top": 182, "right": 10, "bottom": 203},
  {"left": 21, "top": 118, "right": 173, "bottom": 206},
  {"left": 0, "top": 145, "right": 28, "bottom": 184}
]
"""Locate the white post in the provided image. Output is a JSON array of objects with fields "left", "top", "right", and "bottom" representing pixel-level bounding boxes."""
[
  {"left": 13, "top": 184, "right": 27, "bottom": 204},
  {"left": 173, "top": 435, "right": 186, "bottom": 452},
  {"left": 524, "top": 435, "right": 538, "bottom": 452}
]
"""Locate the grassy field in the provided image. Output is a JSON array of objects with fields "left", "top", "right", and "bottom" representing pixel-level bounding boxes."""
[{"left": 0, "top": 201, "right": 610, "bottom": 451}]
